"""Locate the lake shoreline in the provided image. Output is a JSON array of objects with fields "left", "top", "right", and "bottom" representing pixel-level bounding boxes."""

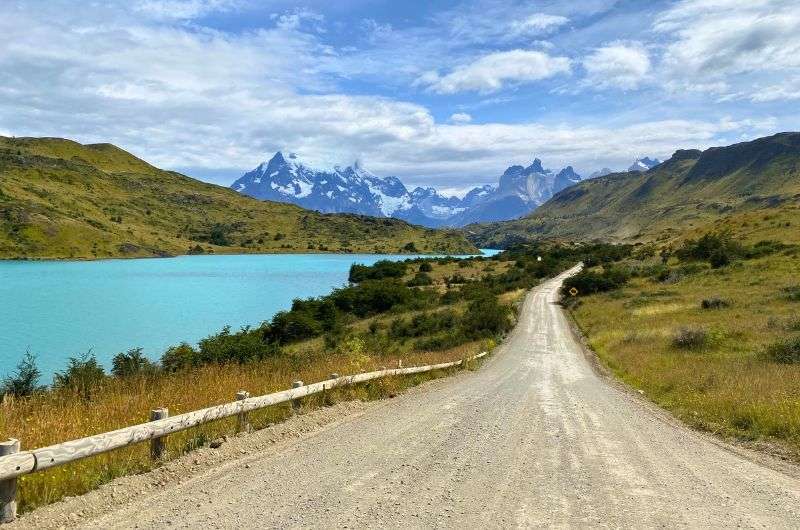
[{"left": 0, "top": 247, "right": 489, "bottom": 264}]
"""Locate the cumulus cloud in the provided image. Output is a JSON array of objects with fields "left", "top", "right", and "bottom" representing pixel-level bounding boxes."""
[
  {"left": 449, "top": 113, "right": 472, "bottom": 123},
  {"left": 655, "top": 0, "right": 800, "bottom": 100},
  {"left": 419, "top": 50, "right": 571, "bottom": 94},
  {"left": 582, "top": 41, "right": 650, "bottom": 90}
]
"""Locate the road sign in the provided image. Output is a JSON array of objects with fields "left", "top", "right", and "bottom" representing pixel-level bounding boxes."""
[{"left": 569, "top": 287, "right": 578, "bottom": 296}]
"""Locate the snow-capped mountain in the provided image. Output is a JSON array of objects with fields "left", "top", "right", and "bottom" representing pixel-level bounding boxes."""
[
  {"left": 231, "top": 152, "right": 582, "bottom": 227},
  {"left": 628, "top": 157, "right": 661, "bottom": 172},
  {"left": 446, "top": 159, "right": 582, "bottom": 226},
  {"left": 231, "top": 152, "right": 418, "bottom": 219}
]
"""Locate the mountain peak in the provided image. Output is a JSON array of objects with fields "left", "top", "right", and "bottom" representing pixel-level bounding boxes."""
[
  {"left": 628, "top": 157, "right": 661, "bottom": 172},
  {"left": 527, "top": 158, "right": 545, "bottom": 173}
]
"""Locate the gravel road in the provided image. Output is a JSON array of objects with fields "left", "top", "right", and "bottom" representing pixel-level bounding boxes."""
[{"left": 15, "top": 267, "right": 800, "bottom": 528}]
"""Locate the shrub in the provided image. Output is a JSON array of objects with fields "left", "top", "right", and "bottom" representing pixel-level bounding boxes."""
[
  {"left": 419, "top": 261, "right": 433, "bottom": 272},
  {"left": 783, "top": 285, "right": 800, "bottom": 302},
  {"left": 709, "top": 249, "right": 730, "bottom": 268},
  {"left": 111, "top": 348, "right": 158, "bottom": 377},
  {"left": 269, "top": 311, "right": 323, "bottom": 344},
  {"left": 161, "top": 342, "right": 198, "bottom": 371},
  {"left": 676, "top": 232, "right": 743, "bottom": 268},
  {"left": 196, "top": 325, "right": 276, "bottom": 362},
  {"left": 460, "top": 292, "right": 511, "bottom": 339},
  {"left": 349, "top": 260, "right": 407, "bottom": 283},
  {"left": 407, "top": 272, "right": 433, "bottom": 287},
  {"left": 764, "top": 337, "right": 800, "bottom": 364},
  {"left": 561, "top": 266, "right": 630, "bottom": 296},
  {"left": 701, "top": 297, "right": 730, "bottom": 310},
  {"left": 1, "top": 352, "right": 42, "bottom": 397},
  {"left": 672, "top": 327, "right": 707, "bottom": 350},
  {"left": 53, "top": 353, "right": 106, "bottom": 399}
]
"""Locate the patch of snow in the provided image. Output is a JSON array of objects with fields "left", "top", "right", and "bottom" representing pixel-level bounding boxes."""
[
  {"left": 295, "top": 180, "right": 313, "bottom": 198},
  {"left": 253, "top": 177, "right": 261, "bottom": 184}
]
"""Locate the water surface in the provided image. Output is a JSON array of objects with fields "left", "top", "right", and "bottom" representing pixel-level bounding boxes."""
[{"left": 1, "top": 251, "right": 500, "bottom": 380}]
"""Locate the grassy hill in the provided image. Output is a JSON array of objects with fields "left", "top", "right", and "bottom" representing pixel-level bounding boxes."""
[
  {"left": 470, "top": 132, "right": 800, "bottom": 247},
  {"left": 0, "top": 137, "right": 477, "bottom": 259}
]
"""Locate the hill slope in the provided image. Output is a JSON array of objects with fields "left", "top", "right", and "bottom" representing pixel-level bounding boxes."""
[
  {"left": 0, "top": 137, "right": 477, "bottom": 259},
  {"left": 470, "top": 133, "right": 800, "bottom": 247}
]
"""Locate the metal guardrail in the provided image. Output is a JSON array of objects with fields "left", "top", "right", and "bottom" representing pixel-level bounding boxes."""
[{"left": 0, "top": 351, "right": 487, "bottom": 523}]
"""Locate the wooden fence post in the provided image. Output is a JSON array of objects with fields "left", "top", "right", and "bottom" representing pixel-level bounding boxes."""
[
  {"left": 149, "top": 408, "right": 169, "bottom": 461},
  {"left": 0, "top": 439, "right": 19, "bottom": 524},
  {"left": 291, "top": 381, "right": 303, "bottom": 412},
  {"left": 236, "top": 391, "right": 251, "bottom": 433}
]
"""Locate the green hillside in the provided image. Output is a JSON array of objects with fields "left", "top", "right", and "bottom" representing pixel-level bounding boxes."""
[
  {"left": 0, "top": 137, "right": 477, "bottom": 259},
  {"left": 470, "top": 132, "right": 800, "bottom": 247}
]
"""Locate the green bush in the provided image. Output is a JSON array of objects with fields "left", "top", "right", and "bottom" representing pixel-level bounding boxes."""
[
  {"left": 161, "top": 342, "right": 198, "bottom": 372},
  {"left": 53, "top": 353, "right": 106, "bottom": 399},
  {"left": 561, "top": 266, "right": 630, "bottom": 296},
  {"left": 349, "top": 260, "right": 407, "bottom": 283},
  {"left": 111, "top": 348, "right": 158, "bottom": 377},
  {"left": 2, "top": 352, "right": 42, "bottom": 397},
  {"left": 407, "top": 272, "right": 433, "bottom": 287},
  {"left": 701, "top": 297, "right": 730, "bottom": 310},
  {"left": 765, "top": 337, "right": 800, "bottom": 364}
]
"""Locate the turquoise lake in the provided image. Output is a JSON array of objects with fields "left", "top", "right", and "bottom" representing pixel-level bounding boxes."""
[{"left": 0, "top": 251, "right": 499, "bottom": 380}]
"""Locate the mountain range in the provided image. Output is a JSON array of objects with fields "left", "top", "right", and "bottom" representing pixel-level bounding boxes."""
[
  {"left": 469, "top": 132, "right": 800, "bottom": 247},
  {"left": 231, "top": 153, "right": 654, "bottom": 227}
]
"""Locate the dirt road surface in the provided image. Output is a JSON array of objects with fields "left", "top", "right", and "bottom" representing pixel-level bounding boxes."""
[{"left": 15, "top": 267, "right": 800, "bottom": 528}]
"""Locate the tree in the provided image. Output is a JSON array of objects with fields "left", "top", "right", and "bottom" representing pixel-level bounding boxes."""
[{"left": 2, "top": 351, "right": 42, "bottom": 397}]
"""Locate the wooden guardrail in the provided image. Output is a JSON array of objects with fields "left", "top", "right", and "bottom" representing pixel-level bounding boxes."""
[{"left": 0, "top": 352, "right": 487, "bottom": 523}]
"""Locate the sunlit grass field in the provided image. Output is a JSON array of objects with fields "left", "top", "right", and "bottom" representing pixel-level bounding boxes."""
[{"left": 570, "top": 251, "right": 800, "bottom": 458}]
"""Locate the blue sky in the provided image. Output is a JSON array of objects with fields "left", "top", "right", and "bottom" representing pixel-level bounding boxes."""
[{"left": 1, "top": 0, "right": 798, "bottom": 195}]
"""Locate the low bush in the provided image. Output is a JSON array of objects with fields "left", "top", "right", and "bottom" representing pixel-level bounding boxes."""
[
  {"left": 783, "top": 285, "right": 800, "bottom": 302},
  {"left": 672, "top": 327, "right": 708, "bottom": 350},
  {"left": 1, "top": 352, "right": 42, "bottom": 397},
  {"left": 561, "top": 266, "right": 630, "bottom": 296},
  {"left": 701, "top": 297, "right": 730, "bottom": 310},
  {"left": 407, "top": 272, "right": 433, "bottom": 287},
  {"left": 418, "top": 261, "right": 433, "bottom": 272},
  {"left": 111, "top": 348, "right": 158, "bottom": 377},
  {"left": 764, "top": 337, "right": 800, "bottom": 364},
  {"left": 348, "top": 260, "right": 407, "bottom": 283},
  {"left": 52, "top": 353, "right": 107, "bottom": 399}
]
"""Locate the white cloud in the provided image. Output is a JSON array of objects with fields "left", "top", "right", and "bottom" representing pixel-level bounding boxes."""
[
  {"left": 0, "top": 0, "right": 785, "bottom": 191},
  {"left": 449, "top": 113, "right": 472, "bottom": 123},
  {"left": 509, "top": 14, "right": 569, "bottom": 36},
  {"left": 655, "top": 0, "right": 800, "bottom": 100},
  {"left": 135, "top": 0, "right": 241, "bottom": 20},
  {"left": 583, "top": 41, "right": 650, "bottom": 90},
  {"left": 420, "top": 50, "right": 571, "bottom": 94}
]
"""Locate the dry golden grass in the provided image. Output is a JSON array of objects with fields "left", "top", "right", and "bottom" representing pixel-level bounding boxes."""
[
  {"left": 571, "top": 253, "right": 800, "bottom": 457},
  {"left": 0, "top": 341, "right": 484, "bottom": 512}
]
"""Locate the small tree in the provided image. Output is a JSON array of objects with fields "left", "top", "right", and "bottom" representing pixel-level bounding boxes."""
[{"left": 2, "top": 351, "right": 42, "bottom": 397}]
